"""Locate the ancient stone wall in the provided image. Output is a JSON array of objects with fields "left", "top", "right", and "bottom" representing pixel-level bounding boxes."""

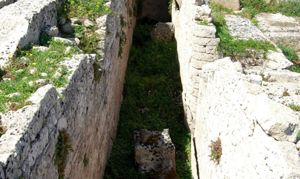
[
  {"left": 172, "top": 0, "right": 300, "bottom": 178},
  {"left": 0, "top": 0, "right": 136, "bottom": 178}
]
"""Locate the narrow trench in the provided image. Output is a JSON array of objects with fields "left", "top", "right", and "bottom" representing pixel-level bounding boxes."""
[{"left": 104, "top": 8, "right": 192, "bottom": 179}]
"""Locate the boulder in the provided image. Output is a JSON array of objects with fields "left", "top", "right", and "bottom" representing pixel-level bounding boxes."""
[
  {"left": 134, "top": 129, "right": 178, "bottom": 179},
  {"left": 151, "top": 22, "right": 174, "bottom": 42}
]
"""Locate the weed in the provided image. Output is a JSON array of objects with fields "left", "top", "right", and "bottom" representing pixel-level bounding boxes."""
[
  {"left": 297, "top": 131, "right": 300, "bottom": 141},
  {"left": 289, "top": 104, "right": 300, "bottom": 111},
  {"left": 104, "top": 25, "right": 192, "bottom": 179},
  {"left": 282, "top": 89, "right": 290, "bottom": 97},
  {"left": 209, "top": 137, "right": 222, "bottom": 164},
  {"left": 54, "top": 129, "right": 72, "bottom": 179},
  {"left": 278, "top": 44, "right": 300, "bottom": 73},
  {"left": 78, "top": 28, "right": 100, "bottom": 54},
  {"left": 278, "top": 44, "right": 299, "bottom": 62}
]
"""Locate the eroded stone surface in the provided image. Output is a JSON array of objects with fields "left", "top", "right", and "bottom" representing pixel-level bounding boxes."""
[
  {"left": 0, "top": 0, "right": 136, "bottom": 178},
  {"left": 134, "top": 129, "right": 177, "bottom": 178},
  {"left": 225, "top": 15, "right": 267, "bottom": 41},
  {"left": 151, "top": 22, "right": 174, "bottom": 41},
  {"left": 0, "top": 0, "right": 59, "bottom": 68},
  {"left": 257, "top": 13, "right": 300, "bottom": 56},
  {"left": 194, "top": 58, "right": 300, "bottom": 179}
]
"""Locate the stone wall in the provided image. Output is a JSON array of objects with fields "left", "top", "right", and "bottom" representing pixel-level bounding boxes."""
[
  {"left": 0, "top": 0, "right": 136, "bottom": 178},
  {"left": 172, "top": 0, "right": 300, "bottom": 178}
]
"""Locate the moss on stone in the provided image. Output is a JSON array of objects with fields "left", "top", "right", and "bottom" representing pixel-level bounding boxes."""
[{"left": 54, "top": 129, "right": 72, "bottom": 179}]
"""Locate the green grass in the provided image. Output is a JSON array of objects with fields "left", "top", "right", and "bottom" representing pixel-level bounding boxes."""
[
  {"left": 240, "top": 0, "right": 300, "bottom": 18},
  {"left": 0, "top": 39, "right": 80, "bottom": 113},
  {"left": 278, "top": 44, "right": 300, "bottom": 73},
  {"left": 211, "top": 7, "right": 275, "bottom": 59},
  {"left": 289, "top": 104, "right": 300, "bottom": 111},
  {"left": 66, "top": 0, "right": 110, "bottom": 20},
  {"left": 278, "top": 44, "right": 299, "bottom": 62},
  {"left": 104, "top": 25, "right": 192, "bottom": 179}
]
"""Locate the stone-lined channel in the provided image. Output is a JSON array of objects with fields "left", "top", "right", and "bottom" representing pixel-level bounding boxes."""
[{"left": 104, "top": 24, "right": 192, "bottom": 178}]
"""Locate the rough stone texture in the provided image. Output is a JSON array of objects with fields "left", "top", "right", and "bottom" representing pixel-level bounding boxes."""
[
  {"left": 256, "top": 13, "right": 300, "bottom": 56},
  {"left": 225, "top": 15, "right": 293, "bottom": 70},
  {"left": 172, "top": 1, "right": 300, "bottom": 179},
  {"left": 212, "top": 0, "right": 240, "bottom": 10},
  {"left": 0, "top": 0, "right": 60, "bottom": 68},
  {"left": 151, "top": 22, "right": 174, "bottom": 42},
  {"left": 0, "top": 0, "right": 136, "bottom": 178},
  {"left": 194, "top": 58, "right": 300, "bottom": 179},
  {"left": 225, "top": 15, "right": 268, "bottom": 41},
  {"left": 139, "top": 0, "right": 170, "bottom": 22},
  {"left": 134, "top": 129, "right": 177, "bottom": 178},
  {"left": 172, "top": 1, "right": 219, "bottom": 135}
]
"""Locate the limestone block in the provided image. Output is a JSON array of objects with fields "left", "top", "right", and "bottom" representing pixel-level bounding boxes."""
[
  {"left": 225, "top": 15, "right": 267, "bottom": 41},
  {"left": 0, "top": 0, "right": 59, "bottom": 68},
  {"left": 256, "top": 13, "right": 300, "bottom": 56},
  {"left": 194, "top": 58, "right": 300, "bottom": 179},
  {"left": 249, "top": 95, "right": 300, "bottom": 142},
  {"left": 264, "top": 51, "right": 293, "bottom": 70},
  {"left": 134, "top": 129, "right": 178, "bottom": 178},
  {"left": 212, "top": 0, "right": 240, "bottom": 10},
  {"left": 193, "top": 25, "right": 216, "bottom": 38},
  {"left": 151, "top": 22, "right": 174, "bottom": 42}
]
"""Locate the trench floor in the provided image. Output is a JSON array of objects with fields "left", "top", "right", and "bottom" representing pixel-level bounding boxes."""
[{"left": 104, "top": 24, "right": 192, "bottom": 179}]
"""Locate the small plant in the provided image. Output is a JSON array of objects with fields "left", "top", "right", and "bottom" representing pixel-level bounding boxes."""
[
  {"left": 54, "top": 130, "right": 72, "bottom": 179},
  {"left": 282, "top": 89, "right": 290, "bottom": 97},
  {"left": 209, "top": 137, "right": 222, "bottom": 164},
  {"left": 278, "top": 44, "right": 299, "bottom": 62},
  {"left": 289, "top": 104, "right": 300, "bottom": 111}
]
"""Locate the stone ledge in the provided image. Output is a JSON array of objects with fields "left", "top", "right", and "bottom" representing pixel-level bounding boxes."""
[{"left": 0, "top": 0, "right": 60, "bottom": 68}]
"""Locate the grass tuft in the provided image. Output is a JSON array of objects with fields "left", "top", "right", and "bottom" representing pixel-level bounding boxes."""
[
  {"left": 209, "top": 137, "right": 222, "bottom": 164},
  {"left": 289, "top": 104, "right": 300, "bottom": 111}
]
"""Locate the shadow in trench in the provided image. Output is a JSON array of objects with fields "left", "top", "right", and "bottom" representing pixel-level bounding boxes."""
[{"left": 104, "top": 24, "right": 192, "bottom": 179}]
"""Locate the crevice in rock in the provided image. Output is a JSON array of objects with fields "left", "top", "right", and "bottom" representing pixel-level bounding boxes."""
[
  {"left": 104, "top": 1, "right": 192, "bottom": 178},
  {"left": 193, "top": 137, "right": 200, "bottom": 179}
]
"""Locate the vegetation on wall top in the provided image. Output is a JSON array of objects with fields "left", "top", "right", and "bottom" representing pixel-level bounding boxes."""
[{"left": 210, "top": 3, "right": 275, "bottom": 60}]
